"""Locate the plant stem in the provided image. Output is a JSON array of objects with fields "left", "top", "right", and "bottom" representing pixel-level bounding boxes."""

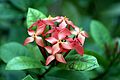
[
  {"left": 64, "top": 50, "right": 70, "bottom": 57},
  {"left": 38, "top": 61, "right": 55, "bottom": 79},
  {"left": 37, "top": 45, "right": 47, "bottom": 60}
]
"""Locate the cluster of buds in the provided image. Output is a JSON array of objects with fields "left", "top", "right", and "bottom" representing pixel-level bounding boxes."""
[{"left": 24, "top": 16, "right": 88, "bottom": 65}]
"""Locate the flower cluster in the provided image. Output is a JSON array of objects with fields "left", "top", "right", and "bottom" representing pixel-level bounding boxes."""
[{"left": 24, "top": 16, "right": 88, "bottom": 65}]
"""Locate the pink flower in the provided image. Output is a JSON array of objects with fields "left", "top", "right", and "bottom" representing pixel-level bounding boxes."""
[
  {"left": 29, "top": 19, "right": 54, "bottom": 30},
  {"left": 23, "top": 28, "right": 44, "bottom": 47},
  {"left": 23, "top": 15, "right": 89, "bottom": 65},
  {"left": 53, "top": 16, "right": 76, "bottom": 29},
  {"left": 45, "top": 46, "right": 66, "bottom": 65},
  {"left": 45, "top": 28, "right": 72, "bottom": 54},
  {"left": 71, "top": 27, "right": 88, "bottom": 45},
  {"left": 67, "top": 38, "right": 84, "bottom": 56}
]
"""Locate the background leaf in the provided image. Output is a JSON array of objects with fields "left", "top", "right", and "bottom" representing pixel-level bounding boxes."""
[
  {"left": 0, "top": 42, "right": 31, "bottom": 63},
  {"left": 90, "top": 20, "right": 112, "bottom": 47},
  {"left": 6, "top": 56, "right": 44, "bottom": 70},
  {"left": 0, "top": 3, "right": 22, "bottom": 20},
  {"left": 9, "top": 0, "right": 32, "bottom": 11}
]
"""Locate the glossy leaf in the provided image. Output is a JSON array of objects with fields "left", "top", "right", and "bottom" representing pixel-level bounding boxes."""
[
  {"left": 57, "top": 54, "right": 99, "bottom": 71},
  {"left": 26, "top": 8, "right": 46, "bottom": 28},
  {"left": 22, "top": 75, "right": 34, "bottom": 80},
  {"left": 90, "top": 20, "right": 112, "bottom": 47},
  {"left": 26, "top": 44, "right": 45, "bottom": 62},
  {"left": 84, "top": 49, "right": 108, "bottom": 68},
  {"left": 6, "top": 56, "right": 44, "bottom": 70},
  {"left": 0, "top": 42, "right": 31, "bottom": 63}
]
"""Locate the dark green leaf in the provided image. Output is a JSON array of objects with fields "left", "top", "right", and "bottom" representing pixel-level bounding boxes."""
[
  {"left": 6, "top": 56, "right": 44, "bottom": 70},
  {"left": 9, "top": 0, "right": 32, "bottom": 11},
  {"left": 22, "top": 75, "right": 34, "bottom": 80},
  {"left": 26, "top": 8, "right": 46, "bottom": 28},
  {"left": 57, "top": 54, "right": 99, "bottom": 71},
  {"left": 62, "top": 1, "right": 80, "bottom": 26},
  {"left": 2, "top": 71, "right": 26, "bottom": 80},
  {"left": 90, "top": 20, "right": 112, "bottom": 47},
  {"left": 44, "top": 67, "right": 89, "bottom": 80},
  {"left": 102, "top": 3, "right": 120, "bottom": 17},
  {"left": 0, "top": 3, "right": 22, "bottom": 20},
  {"left": 0, "top": 42, "right": 31, "bottom": 63}
]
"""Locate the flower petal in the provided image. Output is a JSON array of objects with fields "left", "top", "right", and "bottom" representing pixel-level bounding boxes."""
[
  {"left": 44, "top": 29, "right": 54, "bottom": 36},
  {"left": 45, "top": 37, "right": 58, "bottom": 44},
  {"left": 44, "top": 20, "right": 54, "bottom": 25},
  {"left": 29, "top": 21, "right": 39, "bottom": 29},
  {"left": 66, "top": 20, "right": 75, "bottom": 28},
  {"left": 35, "top": 36, "right": 44, "bottom": 47},
  {"left": 71, "top": 30, "right": 78, "bottom": 35},
  {"left": 56, "top": 54, "right": 66, "bottom": 63},
  {"left": 75, "top": 27, "right": 80, "bottom": 33},
  {"left": 59, "top": 20, "right": 67, "bottom": 29},
  {"left": 36, "top": 24, "right": 46, "bottom": 35},
  {"left": 78, "top": 34, "right": 85, "bottom": 45},
  {"left": 61, "top": 42, "right": 72, "bottom": 49},
  {"left": 46, "top": 55, "right": 55, "bottom": 65},
  {"left": 52, "top": 43, "right": 60, "bottom": 54},
  {"left": 74, "top": 43, "right": 84, "bottom": 56},
  {"left": 45, "top": 46, "right": 52, "bottom": 54},
  {"left": 66, "top": 38, "right": 74, "bottom": 42},
  {"left": 28, "top": 30, "right": 35, "bottom": 36},
  {"left": 23, "top": 37, "right": 34, "bottom": 45},
  {"left": 81, "top": 31, "right": 89, "bottom": 38},
  {"left": 58, "top": 28, "right": 71, "bottom": 40}
]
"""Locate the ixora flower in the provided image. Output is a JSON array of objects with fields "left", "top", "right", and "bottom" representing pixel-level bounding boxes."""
[{"left": 24, "top": 16, "right": 88, "bottom": 65}]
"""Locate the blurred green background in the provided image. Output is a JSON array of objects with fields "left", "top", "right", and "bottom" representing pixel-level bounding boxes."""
[{"left": 0, "top": 0, "right": 120, "bottom": 80}]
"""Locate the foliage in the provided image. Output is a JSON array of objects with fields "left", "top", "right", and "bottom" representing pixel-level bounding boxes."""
[{"left": 0, "top": 0, "right": 120, "bottom": 80}]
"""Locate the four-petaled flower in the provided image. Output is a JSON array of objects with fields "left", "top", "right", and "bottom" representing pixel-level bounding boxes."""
[
  {"left": 24, "top": 28, "right": 44, "bottom": 47},
  {"left": 45, "top": 46, "right": 66, "bottom": 65}
]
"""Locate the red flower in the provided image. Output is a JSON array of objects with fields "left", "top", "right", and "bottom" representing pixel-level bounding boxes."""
[
  {"left": 23, "top": 28, "right": 44, "bottom": 47},
  {"left": 71, "top": 27, "right": 88, "bottom": 45},
  {"left": 45, "top": 28, "right": 72, "bottom": 54},
  {"left": 67, "top": 38, "right": 84, "bottom": 56},
  {"left": 45, "top": 46, "right": 66, "bottom": 65}
]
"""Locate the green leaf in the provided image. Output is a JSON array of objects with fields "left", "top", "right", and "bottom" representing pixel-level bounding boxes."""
[
  {"left": 1, "top": 71, "right": 26, "bottom": 80},
  {"left": 57, "top": 54, "right": 99, "bottom": 71},
  {"left": 0, "top": 42, "right": 31, "bottom": 63},
  {"left": 27, "top": 8, "right": 46, "bottom": 28},
  {"left": 44, "top": 67, "right": 89, "bottom": 80},
  {"left": 84, "top": 49, "right": 109, "bottom": 68},
  {"left": 9, "top": 0, "right": 32, "bottom": 11},
  {"left": 22, "top": 75, "right": 34, "bottom": 80},
  {"left": 90, "top": 20, "right": 112, "bottom": 47},
  {"left": 26, "top": 44, "right": 45, "bottom": 62},
  {"left": 62, "top": 1, "right": 80, "bottom": 26},
  {"left": 0, "top": 3, "right": 22, "bottom": 20},
  {"left": 6, "top": 56, "right": 44, "bottom": 70}
]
